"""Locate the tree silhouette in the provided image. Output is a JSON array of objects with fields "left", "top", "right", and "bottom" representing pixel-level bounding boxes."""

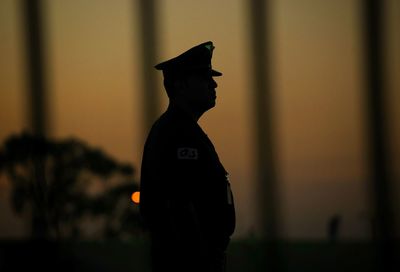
[{"left": 0, "top": 132, "right": 143, "bottom": 241}]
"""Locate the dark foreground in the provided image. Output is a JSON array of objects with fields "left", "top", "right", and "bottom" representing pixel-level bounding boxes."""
[{"left": 1, "top": 238, "right": 399, "bottom": 272}]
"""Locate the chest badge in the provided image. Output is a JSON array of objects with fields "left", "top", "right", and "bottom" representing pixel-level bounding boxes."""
[{"left": 177, "top": 147, "right": 199, "bottom": 160}]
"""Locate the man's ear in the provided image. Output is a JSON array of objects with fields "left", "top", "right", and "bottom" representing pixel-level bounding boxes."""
[{"left": 174, "top": 78, "right": 188, "bottom": 95}]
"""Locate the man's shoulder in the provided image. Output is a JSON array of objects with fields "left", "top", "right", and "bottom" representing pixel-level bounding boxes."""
[
  {"left": 145, "top": 113, "right": 185, "bottom": 144},
  {"left": 155, "top": 109, "right": 197, "bottom": 135},
  {"left": 152, "top": 113, "right": 180, "bottom": 137},
  {"left": 146, "top": 114, "right": 202, "bottom": 154}
]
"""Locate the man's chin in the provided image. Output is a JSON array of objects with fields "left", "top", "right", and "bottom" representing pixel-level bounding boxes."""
[
  {"left": 208, "top": 100, "right": 216, "bottom": 109},
  {"left": 200, "top": 102, "right": 215, "bottom": 113}
]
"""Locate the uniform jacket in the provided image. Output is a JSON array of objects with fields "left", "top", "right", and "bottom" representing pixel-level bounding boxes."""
[{"left": 139, "top": 105, "right": 236, "bottom": 253}]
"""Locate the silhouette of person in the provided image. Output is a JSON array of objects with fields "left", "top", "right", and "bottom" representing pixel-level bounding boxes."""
[
  {"left": 139, "top": 41, "right": 236, "bottom": 272},
  {"left": 328, "top": 214, "right": 341, "bottom": 243}
]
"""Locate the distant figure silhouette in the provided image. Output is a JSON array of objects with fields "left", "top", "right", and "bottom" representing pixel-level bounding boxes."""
[
  {"left": 328, "top": 214, "right": 341, "bottom": 243},
  {"left": 139, "top": 41, "right": 235, "bottom": 272}
]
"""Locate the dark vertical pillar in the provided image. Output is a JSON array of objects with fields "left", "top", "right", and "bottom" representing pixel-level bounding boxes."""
[
  {"left": 21, "top": 0, "right": 49, "bottom": 240},
  {"left": 248, "top": 0, "right": 281, "bottom": 271},
  {"left": 21, "top": 0, "right": 48, "bottom": 136},
  {"left": 137, "top": 0, "right": 160, "bottom": 135},
  {"left": 362, "top": 0, "right": 396, "bottom": 270}
]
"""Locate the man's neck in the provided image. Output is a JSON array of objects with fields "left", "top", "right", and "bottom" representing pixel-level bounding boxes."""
[{"left": 169, "top": 99, "right": 204, "bottom": 122}]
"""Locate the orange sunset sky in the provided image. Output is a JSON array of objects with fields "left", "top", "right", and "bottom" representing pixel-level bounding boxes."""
[{"left": 1, "top": 0, "right": 399, "bottom": 240}]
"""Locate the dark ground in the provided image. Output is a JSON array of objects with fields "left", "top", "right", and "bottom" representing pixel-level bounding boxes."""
[{"left": 1, "top": 238, "right": 399, "bottom": 272}]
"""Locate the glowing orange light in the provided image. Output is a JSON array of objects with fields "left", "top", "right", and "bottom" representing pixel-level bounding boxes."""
[{"left": 131, "top": 191, "right": 140, "bottom": 204}]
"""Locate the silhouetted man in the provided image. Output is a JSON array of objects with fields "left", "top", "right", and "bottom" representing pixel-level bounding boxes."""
[{"left": 139, "top": 41, "right": 236, "bottom": 272}]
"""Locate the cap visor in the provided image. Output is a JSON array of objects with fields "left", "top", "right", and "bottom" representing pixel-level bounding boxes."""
[{"left": 212, "top": 69, "right": 222, "bottom": 77}]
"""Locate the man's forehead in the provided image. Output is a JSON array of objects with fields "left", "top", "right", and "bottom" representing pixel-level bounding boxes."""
[{"left": 184, "top": 70, "right": 214, "bottom": 82}]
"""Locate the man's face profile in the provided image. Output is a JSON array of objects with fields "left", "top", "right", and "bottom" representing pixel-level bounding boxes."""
[{"left": 178, "top": 71, "right": 218, "bottom": 111}]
